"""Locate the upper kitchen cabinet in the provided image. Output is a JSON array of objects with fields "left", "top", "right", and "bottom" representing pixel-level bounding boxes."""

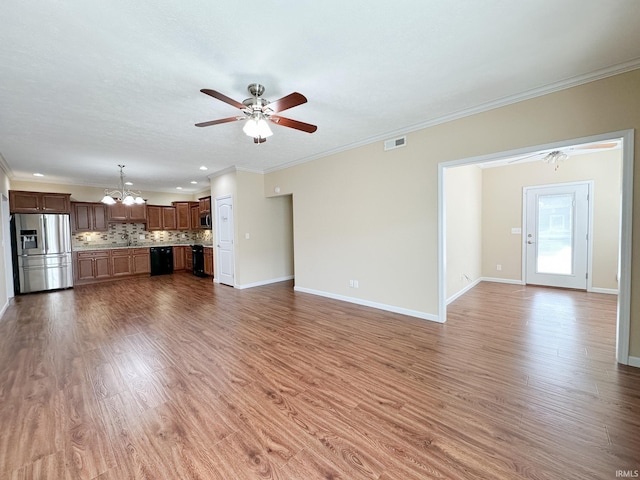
[
  {"left": 107, "top": 202, "right": 147, "bottom": 223},
  {"left": 71, "top": 202, "right": 108, "bottom": 233},
  {"left": 172, "top": 202, "right": 191, "bottom": 230},
  {"left": 146, "top": 205, "right": 177, "bottom": 231},
  {"left": 9, "top": 190, "right": 71, "bottom": 214},
  {"left": 198, "top": 196, "right": 211, "bottom": 215},
  {"left": 190, "top": 202, "right": 200, "bottom": 230}
]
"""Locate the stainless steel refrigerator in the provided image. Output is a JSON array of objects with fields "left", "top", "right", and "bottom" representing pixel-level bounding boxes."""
[{"left": 11, "top": 213, "right": 73, "bottom": 294}]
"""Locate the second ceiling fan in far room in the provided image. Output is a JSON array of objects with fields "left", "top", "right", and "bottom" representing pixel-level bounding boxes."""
[{"left": 195, "top": 83, "right": 318, "bottom": 143}]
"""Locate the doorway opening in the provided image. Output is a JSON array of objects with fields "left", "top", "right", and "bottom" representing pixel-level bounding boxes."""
[{"left": 438, "top": 129, "right": 633, "bottom": 365}]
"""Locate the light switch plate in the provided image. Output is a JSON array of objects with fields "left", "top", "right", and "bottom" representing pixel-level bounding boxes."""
[{"left": 511, "top": 227, "right": 522, "bottom": 234}]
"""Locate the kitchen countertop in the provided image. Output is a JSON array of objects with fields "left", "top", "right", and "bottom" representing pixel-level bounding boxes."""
[{"left": 73, "top": 243, "right": 214, "bottom": 252}]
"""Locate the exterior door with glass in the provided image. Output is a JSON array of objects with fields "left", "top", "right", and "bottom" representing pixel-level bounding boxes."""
[{"left": 524, "top": 183, "right": 589, "bottom": 289}]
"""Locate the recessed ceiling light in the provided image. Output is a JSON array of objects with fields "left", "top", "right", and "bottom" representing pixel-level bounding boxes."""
[
  {"left": 33, "top": 173, "right": 44, "bottom": 177},
  {"left": 176, "top": 187, "right": 183, "bottom": 190},
  {"left": 125, "top": 181, "right": 133, "bottom": 186},
  {"left": 190, "top": 181, "right": 197, "bottom": 184},
  {"left": 199, "top": 166, "right": 208, "bottom": 171}
]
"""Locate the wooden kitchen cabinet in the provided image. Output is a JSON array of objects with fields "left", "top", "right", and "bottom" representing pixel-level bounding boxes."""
[
  {"left": 147, "top": 205, "right": 177, "bottom": 231},
  {"left": 190, "top": 203, "right": 200, "bottom": 230},
  {"left": 111, "top": 249, "right": 132, "bottom": 277},
  {"left": 71, "top": 202, "right": 108, "bottom": 233},
  {"left": 204, "top": 247, "right": 214, "bottom": 276},
  {"left": 74, "top": 247, "right": 150, "bottom": 284},
  {"left": 173, "top": 202, "right": 191, "bottom": 230},
  {"left": 132, "top": 248, "right": 151, "bottom": 274},
  {"left": 107, "top": 203, "right": 147, "bottom": 223},
  {"left": 173, "top": 246, "right": 186, "bottom": 271},
  {"left": 9, "top": 190, "right": 71, "bottom": 214},
  {"left": 185, "top": 247, "right": 193, "bottom": 271},
  {"left": 199, "top": 196, "right": 211, "bottom": 215},
  {"left": 75, "top": 250, "right": 111, "bottom": 282}
]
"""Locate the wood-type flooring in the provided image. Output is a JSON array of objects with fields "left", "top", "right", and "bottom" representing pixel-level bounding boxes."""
[{"left": 0, "top": 275, "right": 638, "bottom": 479}]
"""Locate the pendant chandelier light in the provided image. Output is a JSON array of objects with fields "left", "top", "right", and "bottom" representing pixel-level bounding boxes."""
[{"left": 100, "top": 165, "right": 145, "bottom": 205}]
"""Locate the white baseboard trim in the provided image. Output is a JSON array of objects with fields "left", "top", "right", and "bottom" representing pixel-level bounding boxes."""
[
  {"left": 235, "top": 275, "right": 294, "bottom": 290},
  {"left": 0, "top": 300, "right": 9, "bottom": 321},
  {"left": 628, "top": 356, "right": 640, "bottom": 368},
  {"left": 293, "top": 286, "right": 441, "bottom": 323},
  {"left": 589, "top": 287, "right": 619, "bottom": 295},
  {"left": 480, "top": 277, "right": 525, "bottom": 285},
  {"left": 446, "top": 278, "right": 482, "bottom": 305}
]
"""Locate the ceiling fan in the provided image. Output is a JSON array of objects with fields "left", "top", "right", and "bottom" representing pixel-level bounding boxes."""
[
  {"left": 506, "top": 141, "right": 619, "bottom": 168},
  {"left": 195, "top": 83, "right": 317, "bottom": 143}
]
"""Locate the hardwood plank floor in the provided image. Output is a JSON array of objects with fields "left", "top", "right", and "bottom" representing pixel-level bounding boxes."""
[{"left": 1, "top": 275, "right": 639, "bottom": 479}]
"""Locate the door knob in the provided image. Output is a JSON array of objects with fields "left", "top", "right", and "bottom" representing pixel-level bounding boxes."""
[{"left": 527, "top": 240, "right": 535, "bottom": 244}]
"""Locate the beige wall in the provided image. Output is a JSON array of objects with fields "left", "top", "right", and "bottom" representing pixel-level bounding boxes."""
[
  {"left": 266, "top": 141, "right": 436, "bottom": 314},
  {"left": 264, "top": 69, "right": 640, "bottom": 356},
  {"left": 235, "top": 171, "right": 293, "bottom": 286},
  {"left": 445, "top": 164, "right": 483, "bottom": 299},
  {"left": 209, "top": 170, "right": 293, "bottom": 287},
  {"left": 481, "top": 150, "right": 622, "bottom": 289}
]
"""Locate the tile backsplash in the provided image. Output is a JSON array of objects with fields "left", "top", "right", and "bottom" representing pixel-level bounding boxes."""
[{"left": 73, "top": 223, "right": 213, "bottom": 249}]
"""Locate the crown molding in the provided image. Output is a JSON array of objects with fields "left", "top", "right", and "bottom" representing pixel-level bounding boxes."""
[
  {"left": 208, "top": 165, "right": 264, "bottom": 179},
  {"left": 265, "top": 60, "right": 640, "bottom": 175},
  {"left": 0, "top": 151, "right": 14, "bottom": 179}
]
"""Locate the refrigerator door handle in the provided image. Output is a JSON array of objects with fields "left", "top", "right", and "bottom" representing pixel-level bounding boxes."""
[{"left": 41, "top": 215, "right": 48, "bottom": 253}]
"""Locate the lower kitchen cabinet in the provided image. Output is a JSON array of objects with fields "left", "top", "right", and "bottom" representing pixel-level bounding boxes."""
[
  {"left": 204, "top": 247, "right": 214, "bottom": 276},
  {"left": 111, "top": 249, "right": 132, "bottom": 277},
  {"left": 173, "top": 246, "right": 186, "bottom": 271},
  {"left": 185, "top": 248, "right": 193, "bottom": 271},
  {"left": 74, "top": 248, "right": 150, "bottom": 284},
  {"left": 132, "top": 248, "right": 150, "bottom": 274},
  {"left": 75, "top": 251, "right": 111, "bottom": 282}
]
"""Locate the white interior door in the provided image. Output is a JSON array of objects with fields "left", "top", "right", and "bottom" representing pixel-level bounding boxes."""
[
  {"left": 525, "top": 183, "right": 589, "bottom": 289},
  {"left": 215, "top": 196, "right": 235, "bottom": 286}
]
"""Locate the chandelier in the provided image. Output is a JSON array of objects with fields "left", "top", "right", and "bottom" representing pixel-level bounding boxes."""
[
  {"left": 542, "top": 150, "right": 568, "bottom": 171},
  {"left": 100, "top": 165, "right": 145, "bottom": 205}
]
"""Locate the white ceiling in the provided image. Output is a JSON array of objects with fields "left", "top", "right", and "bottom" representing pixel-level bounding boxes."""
[{"left": 1, "top": 1, "right": 639, "bottom": 194}]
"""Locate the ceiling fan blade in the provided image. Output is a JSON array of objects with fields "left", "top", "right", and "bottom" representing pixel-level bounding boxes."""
[
  {"left": 507, "top": 152, "right": 543, "bottom": 164},
  {"left": 266, "top": 92, "right": 307, "bottom": 113},
  {"left": 195, "top": 116, "right": 244, "bottom": 128},
  {"left": 200, "top": 89, "right": 246, "bottom": 110},
  {"left": 579, "top": 142, "right": 618, "bottom": 149},
  {"left": 270, "top": 115, "right": 317, "bottom": 133},
  {"left": 253, "top": 137, "right": 267, "bottom": 144}
]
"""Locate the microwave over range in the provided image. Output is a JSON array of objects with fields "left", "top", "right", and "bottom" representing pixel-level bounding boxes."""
[{"left": 200, "top": 212, "right": 211, "bottom": 229}]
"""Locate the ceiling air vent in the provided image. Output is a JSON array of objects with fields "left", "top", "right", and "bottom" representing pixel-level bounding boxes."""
[{"left": 384, "top": 136, "right": 406, "bottom": 151}]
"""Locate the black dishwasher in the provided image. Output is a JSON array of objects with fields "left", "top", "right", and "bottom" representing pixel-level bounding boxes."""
[{"left": 150, "top": 246, "right": 174, "bottom": 276}]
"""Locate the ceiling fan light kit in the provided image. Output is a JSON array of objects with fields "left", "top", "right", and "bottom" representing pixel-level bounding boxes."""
[
  {"left": 101, "top": 165, "right": 145, "bottom": 205},
  {"left": 196, "top": 83, "right": 317, "bottom": 143},
  {"left": 542, "top": 150, "right": 569, "bottom": 171}
]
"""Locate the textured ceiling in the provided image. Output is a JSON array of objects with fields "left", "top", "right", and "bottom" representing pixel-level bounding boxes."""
[{"left": 1, "top": 1, "right": 639, "bottom": 194}]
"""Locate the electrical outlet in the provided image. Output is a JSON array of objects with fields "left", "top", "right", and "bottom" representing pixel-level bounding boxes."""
[
  {"left": 354, "top": 280, "right": 359, "bottom": 288},
  {"left": 497, "top": 264, "right": 502, "bottom": 271},
  {"left": 349, "top": 280, "right": 354, "bottom": 287}
]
